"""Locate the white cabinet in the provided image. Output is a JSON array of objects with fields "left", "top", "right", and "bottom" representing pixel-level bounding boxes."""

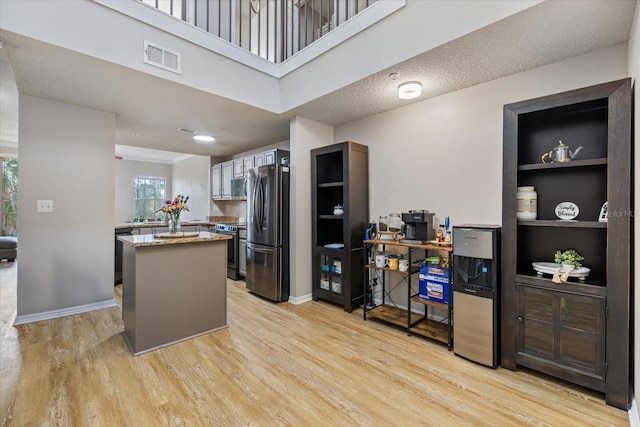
[
  {"left": 264, "top": 150, "right": 276, "bottom": 165},
  {"left": 212, "top": 161, "right": 234, "bottom": 200},
  {"left": 221, "top": 161, "right": 233, "bottom": 198},
  {"left": 243, "top": 157, "right": 254, "bottom": 173},
  {"left": 211, "top": 164, "right": 222, "bottom": 199},
  {"left": 233, "top": 159, "right": 244, "bottom": 178},
  {"left": 254, "top": 153, "right": 266, "bottom": 167},
  {"left": 212, "top": 150, "right": 289, "bottom": 200},
  {"left": 234, "top": 156, "right": 255, "bottom": 178}
]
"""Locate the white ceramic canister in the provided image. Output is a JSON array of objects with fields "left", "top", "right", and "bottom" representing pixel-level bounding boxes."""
[
  {"left": 517, "top": 186, "right": 537, "bottom": 220},
  {"left": 388, "top": 213, "right": 402, "bottom": 232}
]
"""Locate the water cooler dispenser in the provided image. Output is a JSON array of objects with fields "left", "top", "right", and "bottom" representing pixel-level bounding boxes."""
[{"left": 452, "top": 225, "right": 501, "bottom": 368}]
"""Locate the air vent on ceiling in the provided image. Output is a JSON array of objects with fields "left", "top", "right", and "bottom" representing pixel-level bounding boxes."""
[{"left": 144, "top": 40, "right": 181, "bottom": 74}]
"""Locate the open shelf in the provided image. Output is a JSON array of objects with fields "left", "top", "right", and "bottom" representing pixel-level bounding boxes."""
[
  {"left": 515, "top": 274, "right": 607, "bottom": 295},
  {"left": 318, "top": 215, "right": 345, "bottom": 220},
  {"left": 410, "top": 294, "right": 449, "bottom": 310},
  {"left": 317, "top": 182, "right": 343, "bottom": 188},
  {"left": 365, "top": 263, "right": 420, "bottom": 275},
  {"left": 517, "top": 220, "right": 606, "bottom": 228},
  {"left": 518, "top": 158, "right": 607, "bottom": 171},
  {"left": 365, "top": 305, "right": 449, "bottom": 345}
]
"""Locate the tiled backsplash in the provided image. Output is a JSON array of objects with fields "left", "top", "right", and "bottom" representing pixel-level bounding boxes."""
[
  {"left": 210, "top": 201, "right": 247, "bottom": 221},
  {"left": 208, "top": 215, "right": 239, "bottom": 224}
]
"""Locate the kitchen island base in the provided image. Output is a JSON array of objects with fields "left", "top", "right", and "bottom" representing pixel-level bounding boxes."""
[{"left": 120, "top": 232, "right": 229, "bottom": 355}]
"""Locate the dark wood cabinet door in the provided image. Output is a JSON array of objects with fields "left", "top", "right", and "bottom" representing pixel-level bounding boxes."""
[{"left": 516, "top": 283, "right": 605, "bottom": 391}]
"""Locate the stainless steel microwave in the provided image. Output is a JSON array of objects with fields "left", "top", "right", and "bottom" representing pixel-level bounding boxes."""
[{"left": 230, "top": 177, "right": 247, "bottom": 200}]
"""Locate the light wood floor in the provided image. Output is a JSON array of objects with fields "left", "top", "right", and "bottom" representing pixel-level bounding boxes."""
[{"left": 0, "top": 261, "right": 629, "bottom": 426}]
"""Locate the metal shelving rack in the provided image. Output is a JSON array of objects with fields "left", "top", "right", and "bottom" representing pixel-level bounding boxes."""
[{"left": 363, "top": 239, "right": 453, "bottom": 350}]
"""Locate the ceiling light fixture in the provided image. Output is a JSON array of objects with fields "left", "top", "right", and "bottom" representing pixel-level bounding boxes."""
[
  {"left": 193, "top": 133, "right": 215, "bottom": 142},
  {"left": 178, "top": 127, "right": 215, "bottom": 142},
  {"left": 398, "top": 81, "right": 422, "bottom": 100}
]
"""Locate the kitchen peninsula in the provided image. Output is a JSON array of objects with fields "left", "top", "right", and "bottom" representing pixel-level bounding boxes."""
[{"left": 118, "top": 231, "right": 232, "bottom": 355}]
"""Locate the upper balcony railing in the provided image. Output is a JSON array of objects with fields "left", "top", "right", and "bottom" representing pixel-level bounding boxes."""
[{"left": 140, "top": 0, "right": 378, "bottom": 63}]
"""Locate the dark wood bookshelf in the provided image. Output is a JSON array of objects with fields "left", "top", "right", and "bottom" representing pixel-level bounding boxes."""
[
  {"left": 311, "top": 142, "right": 368, "bottom": 312},
  {"left": 502, "top": 78, "right": 632, "bottom": 409}
]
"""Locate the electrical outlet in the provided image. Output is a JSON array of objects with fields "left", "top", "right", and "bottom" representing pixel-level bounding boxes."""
[{"left": 37, "top": 200, "right": 53, "bottom": 213}]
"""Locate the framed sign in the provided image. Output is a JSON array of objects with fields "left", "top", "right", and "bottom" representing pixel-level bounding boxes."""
[{"left": 555, "top": 202, "right": 579, "bottom": 220}]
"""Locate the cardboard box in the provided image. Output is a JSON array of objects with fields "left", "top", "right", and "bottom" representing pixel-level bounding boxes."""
[{"left": 418, "top": 264, "right": 450, "bottom": 304}]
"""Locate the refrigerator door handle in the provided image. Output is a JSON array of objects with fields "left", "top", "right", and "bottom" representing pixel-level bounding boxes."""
[
  {"left": 257, "top": 176, "right": 264, "bottom": 234},
  {"left": 252, "top": 172, "right": 261, "bottom": 236}
]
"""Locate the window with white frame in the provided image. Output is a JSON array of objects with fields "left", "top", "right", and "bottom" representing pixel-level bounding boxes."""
[{"left": 133, "top": 176, "right": 167, "bottom": 221}]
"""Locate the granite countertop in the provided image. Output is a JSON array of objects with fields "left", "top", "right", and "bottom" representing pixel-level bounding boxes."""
[
  {"left": 116, "top": 215, "right": 241, "bottom": 230},
  {"left": 118, "top": 231, "right": 232, "bottom": 247},
  {"left": 115, "top": 220, "right": 212, "bottom": 229}
]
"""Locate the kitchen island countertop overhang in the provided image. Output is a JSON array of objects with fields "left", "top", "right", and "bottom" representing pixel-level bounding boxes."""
[{"left": 117, "top": 231, "right": 232, "bottom": 247}]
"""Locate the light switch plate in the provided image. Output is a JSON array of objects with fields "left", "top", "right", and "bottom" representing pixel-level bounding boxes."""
[{"left": 37, "top": 200, "right": 53, "bottom": 212}]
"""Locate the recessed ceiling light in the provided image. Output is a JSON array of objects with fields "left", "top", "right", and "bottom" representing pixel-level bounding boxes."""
[
  {"left": 193, "top": 133, "right": 215, "bottom": 142},
  {"left": 398, "top": 81, "right": 422, "bottom": 100}
]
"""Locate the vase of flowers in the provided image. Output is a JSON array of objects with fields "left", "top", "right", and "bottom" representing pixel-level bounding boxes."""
[
  {"left": 168, "top": 212, "right": 181, "bottom": 234},
  {"left": 156, "top": 195, "right": 189, "bottom": 234}
]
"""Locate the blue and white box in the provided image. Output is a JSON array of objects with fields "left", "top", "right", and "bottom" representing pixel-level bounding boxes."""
[{"left": 418, "top": 264, "right": 450, "bottom": 304}]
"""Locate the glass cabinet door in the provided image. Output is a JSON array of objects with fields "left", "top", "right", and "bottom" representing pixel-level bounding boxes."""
[{"left": 319, "top": 251, "right": 344, "bottom": 295}]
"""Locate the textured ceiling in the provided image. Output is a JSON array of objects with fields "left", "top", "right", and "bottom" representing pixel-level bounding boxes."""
[
  {"left": 288, "top": 1, "right": 636, "bottom": 124},
  {"left": 0, "top": 0, "right": 636, "bottom": 162},
  {"left": 0, "top": 33, "right": 291, "bottom": 159}
]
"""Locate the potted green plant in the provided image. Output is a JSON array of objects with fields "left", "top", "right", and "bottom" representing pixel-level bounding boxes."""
[{"left": 554, "top": 249, "right": 584, "bottom": 268}]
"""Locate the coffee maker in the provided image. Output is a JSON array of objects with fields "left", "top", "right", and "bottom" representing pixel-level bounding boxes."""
[{"left": 401, "top": 210, "right": 435, "bottom": 243}]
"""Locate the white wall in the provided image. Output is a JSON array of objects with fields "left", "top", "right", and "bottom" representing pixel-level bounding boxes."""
[
  {"left": 629, "top": 0, "right": 640, "bottom": 422},
  {"left": 333, "top": 43, "right": 629, "bottom": 308},
  {"left": 115, "top": 155, "right": 210, "bottom": 222},
  {"left": 171, "top": 155, "right": 210, "bottom": 221},
  {"left": 16, "top": 95, "right": 115, "bottom": 322},
  {"left": 289, "top": 116, "right": 334, "bottom": 301},
  {"left": 0, "top": 0, "right": 281, "bottom": 112},
  {"left": 115, "top": 159, "right": 172, "bottom": 222}
]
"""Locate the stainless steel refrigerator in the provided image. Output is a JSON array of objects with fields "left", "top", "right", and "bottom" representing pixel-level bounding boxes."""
[{"left": 246, "top": 163, "right": 290, "bottom": 302}]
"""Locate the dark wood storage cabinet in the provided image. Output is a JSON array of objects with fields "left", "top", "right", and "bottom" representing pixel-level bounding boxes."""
[
  {"left": 311, "top": 142, "right": 368, "bottom": 312},
  {"left": 502, "top": 79, "right": 632, "bottom": 410}
]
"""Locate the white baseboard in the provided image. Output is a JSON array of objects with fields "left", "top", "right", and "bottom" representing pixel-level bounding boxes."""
[
  {"left": 630, "top": 394, "right": 639, "bottom": 427},
  {"left": 13, "top": 299, "right": 117, "bottom": 325},
  {"left": 288, "top": 293, "right": 313, "bottom": 305}
]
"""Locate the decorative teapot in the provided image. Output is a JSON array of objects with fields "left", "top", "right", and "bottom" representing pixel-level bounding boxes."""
[{"left": 541, "top": 140, "right": 583, "bottom": 163}]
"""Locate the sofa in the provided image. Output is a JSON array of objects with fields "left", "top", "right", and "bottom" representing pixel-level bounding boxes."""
[{"left": 0, "top": 236, "right": 17, "bottom": 262}]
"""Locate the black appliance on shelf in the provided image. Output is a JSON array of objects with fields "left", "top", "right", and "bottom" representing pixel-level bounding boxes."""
[
  {"left": 246, "top": 163, "right": 290, "bottom": 302},
  {"left": 401, "top": 210, "right": 435, "bottom": 243},
  {"left": 452, "top": 224, "right": 501, "bottom": 368},
  {"left": 213, "top": 223, "right": 244, "bottom": 280}
]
